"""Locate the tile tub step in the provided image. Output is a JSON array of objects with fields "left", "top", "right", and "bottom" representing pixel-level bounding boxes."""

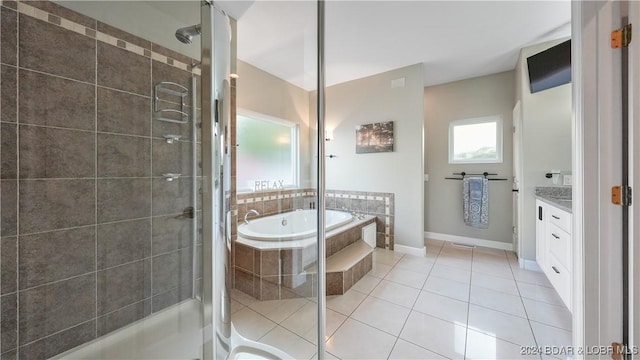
[{"left": 326, "top": 240, "right": 374, "bottom": 295}]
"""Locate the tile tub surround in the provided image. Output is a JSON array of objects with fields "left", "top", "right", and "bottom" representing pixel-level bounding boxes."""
[
  {"left": 0, "top": 1, "right": 202, "bottom": 359},
  {"left": 233, "top": 217, "right": 376, "bottom": 300},
  {"left": 236, "top": 189, "right": 395, "bottom": 249}
]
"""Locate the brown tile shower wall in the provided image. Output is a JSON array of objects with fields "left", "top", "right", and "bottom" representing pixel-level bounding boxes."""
[{"left": 0, "top": 2, "right": 202, "bottom": 359}]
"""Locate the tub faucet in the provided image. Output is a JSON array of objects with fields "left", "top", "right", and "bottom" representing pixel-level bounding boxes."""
[{"left": 244, "top": 209, "right": 260, "bottom": 224}]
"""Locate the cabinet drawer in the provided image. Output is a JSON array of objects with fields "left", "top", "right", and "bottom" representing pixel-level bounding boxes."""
[
  {"left": 548, "top": 206, "right": 571, "bottom": 233},
  {"left": 547, "top": 223, "right": 570, "bottom": 269},
  {"left": 545, "top": 254, "right": 571, "bottom": 312}
]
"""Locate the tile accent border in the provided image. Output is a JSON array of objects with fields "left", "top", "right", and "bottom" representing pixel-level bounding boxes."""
[
  {"left": 236, "top": 189, "right": 395, "bottom": 249},
  {"left": 11, "top": 1, "right": 201, "bottom": 75}
]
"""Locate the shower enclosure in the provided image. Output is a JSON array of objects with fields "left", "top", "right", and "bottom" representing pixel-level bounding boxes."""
[{"left": 0, "top": 0, "right": 325, "bottom": 359}]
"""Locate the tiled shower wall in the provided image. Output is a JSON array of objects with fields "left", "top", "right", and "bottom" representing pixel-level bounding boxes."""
[{"left": 0, "top": 1, "right": 201, "bottom": 359}]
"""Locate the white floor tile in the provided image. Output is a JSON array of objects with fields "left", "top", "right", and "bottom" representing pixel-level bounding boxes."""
[
  {"left": 327, "top": 289, "right": 367, "bottom": 316},
  {"left": 229, "top": 288, "right": 258, "bottom": 306},
  {"left": 281, "top": 301, "right": 322, "bottom": 337},
  {"left": 370, "top": 280, "right": 421, "bottom": 308},
  {"left": 471, "top": 261, "right": 514, "bottom": 279},
  {"left": 281, "top": 302, "right": 346, "bottom": 342},
  {"left": 373, "top": 249, "right": 404, "bottom": 266},
  {"left": 301, "top": 308, "right": 348, "bottom": 345},
  {"left": 469, "top": 286, "right": 527, "bottom": 318},
  {"left": 530, "top": 320, "right": 573, "bottom": 349},
  {"left": 436, "top": 256, "right": 473, "bottom": 271},
  {"left": 522, "top": 298, "right": 572, "bottom": 331},
  {"left": 227, "top": 240, "right": 572, "bottom": 360},
  {"left": 465, "top": 328, "right": 540, "bottom": 360},
  {"left": 350, "top": 275, "right": 381, "bottom": 295},
  {"left": 425, "top": 246, "right": 442, "bottom": 259},
  {"left": 423, "top": 276, "right": 470, "bottom": 302},
  {"left": 467, "top": 304, "right": 536, "bottom": 346},
  {"left": 425, "top": 238, "right": 445, "bottom": 247},
  {"left": 442, "top": 243, "right": 474, "bottom": 258},
  {"left": 399, "top": 311, "right": 466, "bottom": 360},
  {"left": 471, "top": 272, "right": 519, "bottom": 295},
  {"left": 384, "top": 267, "right": 428, "bottom": 289},
  {"left": 517, "top": 281, "right": 565, "bottom": 306},
  {"left": 370, "top": 262, "right": 393, "bottom": 278},
  {"left": 259, "top": 326, "right": 317, "bottom": 360},
  {"left": 230, "top": 299, "right": 245, "bottom": 314},
  {"left": 248, "top": 298, "right": 309, "bottom": 323},
  {"left": 473, "top": 247, "right": 508, "bottom": 258},
  {"left": 395, "top": 256, "right": 435, "bottom": 274},
  {"left": 512, "top": 268, "right": 553, "bottom": 287},
  {"left": 326, "top": 318, "right": 397, "bottom": 360},
  {"left": 430, "top": 264, "right": 471, "bottom": 284},
  {"left": 232, "top": 307, "right": 277, "bottom": 341},
  {"left": 389, "top": 339, "right": 448, "bottom": 360},
  {"left": 351, "top": 296, "right": 411, "bottom": 336},
  {"left": 413, "top": 290, "right": 469, "bottom": 325}
]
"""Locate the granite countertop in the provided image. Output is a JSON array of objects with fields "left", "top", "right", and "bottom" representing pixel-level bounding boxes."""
[{"left": 535, "top": 186, "right": 572, "bottom": 213}]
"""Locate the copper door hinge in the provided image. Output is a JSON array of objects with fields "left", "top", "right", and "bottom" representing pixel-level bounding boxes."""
[
  {"left": 612, "top": 186, "right": 633, "bottom": 206},
  {"left": 612, "top": 342, "right": 625, "bottom": 360},
  {"left": 612, "top": 24, "right": 632, "bottom": 48}
]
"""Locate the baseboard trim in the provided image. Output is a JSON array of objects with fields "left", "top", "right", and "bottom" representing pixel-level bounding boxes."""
[
  {"left": 424, "top": 232, "right": 514, "bottom": 251},
  {"left": 518, "top": 258, "right": 543, "bottom": 272},
  {"left": 394, "top": 244, "right": 427, "bottom": 257}
]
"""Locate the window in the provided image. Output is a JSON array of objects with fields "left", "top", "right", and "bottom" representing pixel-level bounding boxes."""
[
  {"left": 449, "top": 116, "right": 503, "bottom": 164},
  {"left": 237, "top": 111, "right": 299, "bottom": 192}
]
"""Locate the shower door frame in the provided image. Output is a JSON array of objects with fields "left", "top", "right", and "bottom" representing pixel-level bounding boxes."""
[{"left": 200, "top": 0, "right": 328, "bottom": 358}]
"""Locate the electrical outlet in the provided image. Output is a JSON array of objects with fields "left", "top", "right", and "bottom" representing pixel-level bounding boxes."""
[{"left": 563, "top": 175, "right": 572, "bottom": 186}]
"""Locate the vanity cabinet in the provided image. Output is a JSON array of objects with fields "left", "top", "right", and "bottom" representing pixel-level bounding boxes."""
[{"left": 535, "top": 199, "right": 572, "bottom": 312}]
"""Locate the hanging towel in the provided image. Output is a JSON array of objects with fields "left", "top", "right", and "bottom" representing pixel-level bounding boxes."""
[{"left": 463, "top": 176, "right": 489, "bottom": 228}]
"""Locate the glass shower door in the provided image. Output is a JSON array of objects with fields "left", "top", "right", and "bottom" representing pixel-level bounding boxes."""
[{"left": 203, "top": 1, "right": 324, "bottom": 358}]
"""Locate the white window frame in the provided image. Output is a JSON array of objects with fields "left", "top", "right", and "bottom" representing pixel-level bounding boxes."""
[
  {"left": 236, "top": 109, "right": 300, "bottom": 193},
  {"left": 448, "top": 115, "right": 503, "bottom": 164}
]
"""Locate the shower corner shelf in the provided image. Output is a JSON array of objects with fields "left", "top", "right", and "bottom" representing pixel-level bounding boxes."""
[{"left": 154, "top": 81, "right": 189, "bottom": 124}]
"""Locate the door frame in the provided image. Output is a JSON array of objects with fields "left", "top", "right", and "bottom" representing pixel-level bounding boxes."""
[
  {"left": 572, "top": 0, "right": 624, "bottom": 355},
  {"left": 629, "top": 0, "right": 640, "bottom": 353},
  {"left": 512, "top": 101, "right": 524, "bottom": 258}
]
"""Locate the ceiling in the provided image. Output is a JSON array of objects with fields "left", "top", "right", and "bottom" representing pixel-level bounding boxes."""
[{"left": 150, "top": 1, "right": 572, "bottom": 90}]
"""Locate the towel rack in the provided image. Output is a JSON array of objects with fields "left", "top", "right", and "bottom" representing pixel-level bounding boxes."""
[
  {"left": 153, "top": 82, "right": 189, "bottom": 124},
  {"left": 445, "top": 172, "right": 508, "bottom": 181}
]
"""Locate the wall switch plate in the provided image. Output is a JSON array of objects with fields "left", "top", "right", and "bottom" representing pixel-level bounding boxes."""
[
  {"left": 563, "top": 175, "right": 572, "bottom": 186},
  {"left": 424, "top": 174, "right": 429, "bottom": 181}
]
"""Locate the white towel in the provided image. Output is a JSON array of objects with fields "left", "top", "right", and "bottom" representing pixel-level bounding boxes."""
[{"left": 463, "top": 176, "right": 489, "bottom": 228}]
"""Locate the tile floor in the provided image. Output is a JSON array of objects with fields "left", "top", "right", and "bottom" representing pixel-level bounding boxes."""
[{"left": 230, "top": 239, "right": 573, "bottom": 359}]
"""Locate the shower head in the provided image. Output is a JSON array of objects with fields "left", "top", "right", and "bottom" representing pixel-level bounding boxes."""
[{"left": 175, "top": 24, "right": 201, "bottom": 44}]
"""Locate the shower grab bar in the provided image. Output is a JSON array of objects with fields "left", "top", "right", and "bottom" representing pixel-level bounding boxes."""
[{"left": 154, "top": 82, "right": 189, "bottom": 124}]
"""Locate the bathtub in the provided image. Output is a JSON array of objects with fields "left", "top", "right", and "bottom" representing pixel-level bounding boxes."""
[{"left": 238, "top": 209, "right": 353, "bottom": 241}]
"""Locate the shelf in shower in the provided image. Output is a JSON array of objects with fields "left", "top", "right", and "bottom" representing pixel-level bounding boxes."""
[{"left": 154, "top": 81, "right": 189, "bottom": 124}]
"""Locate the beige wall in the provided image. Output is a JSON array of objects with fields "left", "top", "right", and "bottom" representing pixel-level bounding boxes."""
[
  {"left": 317, "top": 64, "right": 425, "bottom": 251},
  {"left": 424, "top": 71, "right": 515, "bottom": 244},
  {"left": 236, "top": 60, "right": 313, "bottom": 188},
  {"left": 516, "top": 38, "right": 572, "bottom": 261}
]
